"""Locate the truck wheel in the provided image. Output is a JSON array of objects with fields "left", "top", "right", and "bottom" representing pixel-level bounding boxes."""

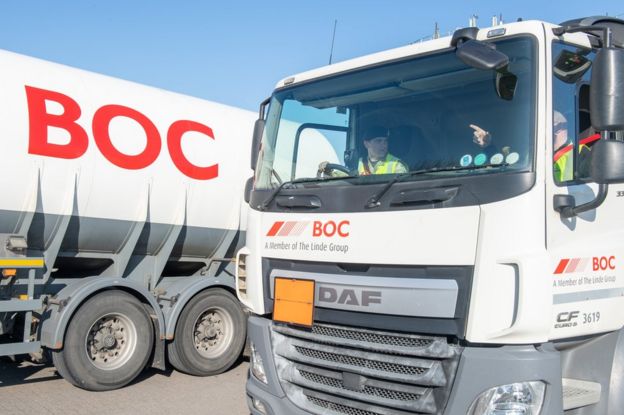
[
  {"left": 168, "top": 288, "right": 246, "bottom": 376},
  {"left": 51, "top": 290, "right": 154, "bottom": 391}
]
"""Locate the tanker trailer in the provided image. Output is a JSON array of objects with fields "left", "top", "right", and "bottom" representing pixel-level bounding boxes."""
[{"left": 0, "top": 49, "right": 255, "bottom": 390}]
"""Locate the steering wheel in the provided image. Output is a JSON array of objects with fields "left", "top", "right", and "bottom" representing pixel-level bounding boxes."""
[{"left": 317, "top": 162, "right": 351, "bottom": 178}]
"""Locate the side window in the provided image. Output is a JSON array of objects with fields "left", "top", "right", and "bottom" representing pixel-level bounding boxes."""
[
  {"left": 294, "top": 126, "right": 347, "bottom": 179},
  {"left": 552, "top": 43, "right": 596, "bottom": 185},
  {"left": 270, "top": 100, "right": 349, "bottom": 182}
]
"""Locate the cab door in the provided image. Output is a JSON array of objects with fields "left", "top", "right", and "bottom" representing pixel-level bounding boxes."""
[{"left": 546, "top": 41, "right": 624, "bottom": 340}]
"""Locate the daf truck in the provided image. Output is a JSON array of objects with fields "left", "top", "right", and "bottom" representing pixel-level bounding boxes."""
[
  {"left": 238, "top": 16, "right": 624, "bottom": 414},
  {"left": 0, "top": 49, "right": 255, "bottom": 391}
]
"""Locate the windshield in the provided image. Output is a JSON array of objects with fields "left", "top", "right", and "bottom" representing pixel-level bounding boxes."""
[{"left": 255, "top": 36, "right": 536, "bottom": 190}]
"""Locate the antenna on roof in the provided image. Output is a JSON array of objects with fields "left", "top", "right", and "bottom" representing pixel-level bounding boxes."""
[{"left": 329, "top": 19, "right": 338, "bottom": 65}]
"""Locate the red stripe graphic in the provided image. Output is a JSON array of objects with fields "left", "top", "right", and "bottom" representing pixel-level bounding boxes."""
[
  {"left": 266, "top": 221, "right": 284, "bottom": 236},
  {"left": 565, "top": 258, "right": 581, "bottom": 273},
  {"left": 267, "top": 221, "right": 310, "bottom": 237},
  {"left": 577, "top": 258, "right": 589, "bottom": 273},
  {"left": 277, "top": 221, "right": 296, "bottom": 236},
  {"left": 292, "top": 221, "right": 309, "bottom": 236},
  {"left": 554, "top": 259, "right": 570, "bottom": 274}
]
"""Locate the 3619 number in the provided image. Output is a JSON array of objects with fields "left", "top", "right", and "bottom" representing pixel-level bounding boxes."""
[{"left": 583, "top": 312, "right": 600, "bottom": 324}]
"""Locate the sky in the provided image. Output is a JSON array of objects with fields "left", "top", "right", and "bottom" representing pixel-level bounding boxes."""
[{"left": 0, "top": 1, "right": 622, "bottom": 112}]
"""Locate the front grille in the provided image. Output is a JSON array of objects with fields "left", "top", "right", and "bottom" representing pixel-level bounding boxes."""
[
  {"left": 272, "top": 322, "right": 462, "bottom": 414},
  {"left": 300, "top": 370, "right": 343, "bottom": 388},
  {"left": 295, "top": 346, "right": 429, "bottom": 376},
  {"left": 308, "top": 395, "right": 380, "bottom": 415},
  {"left": 312, "top": 324, "right": 434, "bottom": 349},
  {"left": 299, "top": 370, "right": 422, "bottom": 402}
]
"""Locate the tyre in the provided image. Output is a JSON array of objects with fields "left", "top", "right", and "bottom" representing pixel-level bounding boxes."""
[
  {"left": 51, "top": 290, "right": 154, "bottom": 391},
  {"left": 168, "top": 288, "right": 246, "bottom": 376}
]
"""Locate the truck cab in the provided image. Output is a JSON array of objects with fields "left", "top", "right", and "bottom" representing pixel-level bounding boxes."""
[{"left": 238, "top": 17, "right": 624, "bottom": 414}]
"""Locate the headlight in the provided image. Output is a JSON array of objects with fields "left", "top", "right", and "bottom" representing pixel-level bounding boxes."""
[
  {"left": 250, "top": 342, "right": 268, "bottom": 384},
  {"left": 467, "top": 381, "right": 545, "bottom": 415}
]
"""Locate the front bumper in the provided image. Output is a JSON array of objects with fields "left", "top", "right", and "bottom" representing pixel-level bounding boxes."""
[{"left": 246, "top": 315, "right": 564, "bottom": 414}]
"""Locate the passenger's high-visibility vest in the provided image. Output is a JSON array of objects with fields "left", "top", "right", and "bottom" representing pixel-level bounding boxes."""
[
  {"left": 554, "top": 151, "right": 573, "bottom": 182},
  {"left": 358, "top": 154, "right": 408, "bottom": 175},
  {"left": 553, "top": 134, "right": 600, "bottom": 182}
]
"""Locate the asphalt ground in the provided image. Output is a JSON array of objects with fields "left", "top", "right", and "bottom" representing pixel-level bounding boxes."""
[{"left": 0, "top": 357, "right": 250, "bottom": 415}]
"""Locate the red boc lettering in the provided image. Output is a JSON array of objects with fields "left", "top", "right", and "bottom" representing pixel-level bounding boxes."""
[
  {"left": 168, "top": 120, "right": 218, "bottom": 180},
  {"left": 312, "top": 221, "right": 323, "bottom": 237},
  {"left": 337, "top": 221, "right": 350, "bottom": 237},
  {"left": 93, "top": 104, "right": 161, "bottom": 170},
  {"left": 26, "top": 86, "right": 88, "bottom": 159},
  {"left": 25, "top": 85, "right": 219, "bottom": 180},
  {"left": 312, "top": 220, "right": 350, "bottom": 237},
  {"left": 593, "top": 256, "right": 616, "bottom": 271}
]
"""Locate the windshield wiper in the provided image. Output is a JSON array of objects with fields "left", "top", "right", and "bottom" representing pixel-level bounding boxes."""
[
  {"left": 365, "top": 163, "right": 509, "bottom": 208},
  {"left": 259, "top": 175, "right": 357, "bottom": 211}
]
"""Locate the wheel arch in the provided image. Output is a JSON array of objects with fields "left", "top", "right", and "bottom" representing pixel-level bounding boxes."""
[
  {"left": 40, "top": 276, "right": 165, "bottom": 350},
  {"left": 160, "top": 276, "right": 238, "bottom": 340}
]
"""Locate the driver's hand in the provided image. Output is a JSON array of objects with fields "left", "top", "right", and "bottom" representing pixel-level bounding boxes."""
[{"left": 318, "top": 161, "right": 330, "bottom": 175}]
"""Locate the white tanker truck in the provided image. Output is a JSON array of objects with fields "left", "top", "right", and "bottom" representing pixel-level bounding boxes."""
[{"left": 0, "top": 49, "right": 256, "bottom": 391}]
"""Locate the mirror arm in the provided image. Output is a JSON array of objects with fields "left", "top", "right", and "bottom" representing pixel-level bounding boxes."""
[
  {"left": 556, "top": 184, "right": 609, "bottom": 218},
  {"left": 572, "top": 183, "right": 608, "bottom": 216},
  {"left": 553, "top": 25, "right": 613, "bottom": 48}
]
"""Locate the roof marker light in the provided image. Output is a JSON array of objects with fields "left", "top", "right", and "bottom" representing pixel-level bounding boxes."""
[{"left": 487, "top": 28, "right": 506, "bottom": 38}]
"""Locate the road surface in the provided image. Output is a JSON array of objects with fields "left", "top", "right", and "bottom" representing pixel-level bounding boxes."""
[{"left": 0, "top": 357, "right": 250, "bottom": 415}]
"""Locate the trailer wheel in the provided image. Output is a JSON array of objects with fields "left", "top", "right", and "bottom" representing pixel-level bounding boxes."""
[
  {"left": 51, "top": 290, "right": 154, "bottom": 391},
  {"left": 168, "top": 288, "right": 246, "bottom": 376}
]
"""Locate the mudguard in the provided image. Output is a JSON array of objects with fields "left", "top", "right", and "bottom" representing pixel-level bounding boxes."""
[
  {"left": 158, "top": 275, "right": 236, "bottom": 339},
  {"left": 40, "top": 276, "right": 165, "bottom": 350}
]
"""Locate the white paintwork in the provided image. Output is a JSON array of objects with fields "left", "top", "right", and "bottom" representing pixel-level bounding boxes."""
[
  {"left": 242, "top": 205, "right": 479, "bottom": 315},
  {"left": 543, "top": 26, "right": 624, "bottom": 342},
  {"left": 0, "top": 49, "right": 255, "bottom": 231},
  {"left": 258, "top": 208, "right": 479, "bottom": 265}
]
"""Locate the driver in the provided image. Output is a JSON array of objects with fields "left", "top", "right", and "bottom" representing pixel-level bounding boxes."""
[
  {"left": 317, "top": 126, "right": 408, "bottom": 177},
  {"left": 357, "top": 126, "right": 408, "bottom": 175}
]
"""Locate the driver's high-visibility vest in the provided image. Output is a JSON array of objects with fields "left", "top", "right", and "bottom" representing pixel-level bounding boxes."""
[{"left": 358, "top": 154, "right": 408, "bottom": 175}]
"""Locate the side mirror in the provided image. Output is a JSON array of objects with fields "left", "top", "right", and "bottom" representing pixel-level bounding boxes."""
[
  {"left": 455, "top": 40, "right": 509, "bottom": 71},
  {"left": 495, "top": 71, "right": 518, "bottom": 100},
  {"left": 590, "top": 139, "right": 624, "bottom": 184},
  {"left": 251, "top": 97, "right": 271, "bottom": 171},
  {"left": 590, "top": 47, "right": 624, "bottom": 131},
  {"left": 250, "top": 118, "right": 264, "bottom": 170},
  {"left": 553, "top": 50, "right": 592, "bottom": 84}
]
